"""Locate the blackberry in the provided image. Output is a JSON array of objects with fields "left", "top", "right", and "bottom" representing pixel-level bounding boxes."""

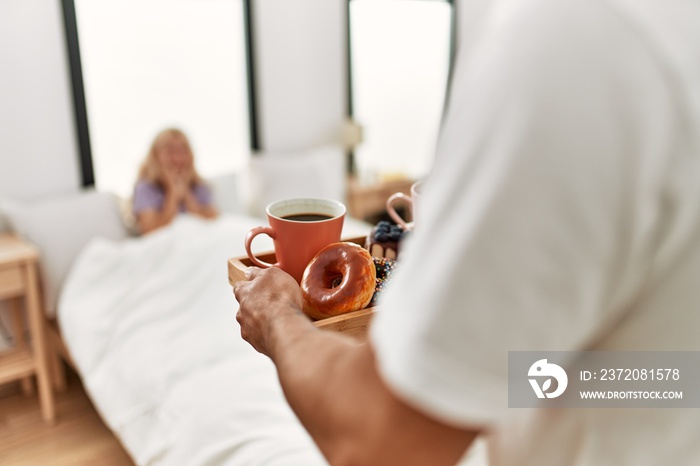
[{"left": 375, "top": 232, "right": 389, "bottom": 242}]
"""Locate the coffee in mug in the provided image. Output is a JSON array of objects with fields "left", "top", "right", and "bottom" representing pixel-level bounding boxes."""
[{"left": 245, "top": 198, "right": 346, "bottom": 283}]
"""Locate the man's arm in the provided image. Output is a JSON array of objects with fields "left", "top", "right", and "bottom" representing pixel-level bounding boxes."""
[{"left": 234, "top": 267, "right": 479, "bottom": 466}]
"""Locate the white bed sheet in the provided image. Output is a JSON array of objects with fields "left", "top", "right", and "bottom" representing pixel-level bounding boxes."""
[
  {"left": 59, "top": 214, "right": 364, "bottom": 465},
  {"left": 58, "top": 214, "right": 488, "bottom": 466}
]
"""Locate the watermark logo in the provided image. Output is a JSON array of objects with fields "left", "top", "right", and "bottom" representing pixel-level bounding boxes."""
[
  {"left": 510, "top": 351, "right": 695, "bottom": 408},
  {"left": 528, "top": 359, "right": 568, "bottom": 399}
]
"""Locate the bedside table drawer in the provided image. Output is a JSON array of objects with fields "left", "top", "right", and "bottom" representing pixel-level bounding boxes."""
[{"left": 0, "top": 265, "right": 24, "bottom": 299}]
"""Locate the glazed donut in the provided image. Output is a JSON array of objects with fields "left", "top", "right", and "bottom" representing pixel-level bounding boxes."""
[{"left": 301, "top": 242, "right": 377, "bottom": 320}]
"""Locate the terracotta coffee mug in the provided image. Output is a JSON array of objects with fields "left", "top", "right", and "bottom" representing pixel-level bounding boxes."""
[
  {"left": 245, "top": 198, "right": 346, "bottom": 283},
  {"left": 386, "top": 181, "right": 422, "bottom": 231}
]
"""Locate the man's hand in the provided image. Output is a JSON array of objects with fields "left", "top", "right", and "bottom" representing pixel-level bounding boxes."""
[
  {"left": 233, "top": 267, "right": 304, "bottom": 355},
  {"left": 231, "top": 266, "right": 478, "bottom": 465}
]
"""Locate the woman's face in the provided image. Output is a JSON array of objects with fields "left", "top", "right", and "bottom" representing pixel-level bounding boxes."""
[{"left": 156, "top": 137, "right": 192, "bottom": 177}]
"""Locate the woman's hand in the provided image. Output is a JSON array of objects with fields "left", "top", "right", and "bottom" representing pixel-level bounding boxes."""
[
  {"left": 162, "top": 170, "right": 188, "bottom": 201},
  {"left": 161, "top": 166, "right": 217, "bottom": 219},
  {"left": 181, "top": 182, "right": 219, "bottom": 219},
  {"left": 233, "top": 267, "right": 304, "bottom": 355}
]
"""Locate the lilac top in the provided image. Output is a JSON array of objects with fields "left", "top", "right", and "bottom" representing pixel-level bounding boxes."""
[{"left": 133, "top": 180, "right": 212, "bottom": 215}]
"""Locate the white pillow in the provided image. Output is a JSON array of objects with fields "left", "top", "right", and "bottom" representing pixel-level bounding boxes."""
[
  {"left": 247, "top": 146, "right": 347, "bottom": 217},
  {"left": 0, "top": 190, "right": 128, "bottom": 318},
  {"left": 207, "top": 171, "right": 243, "bottom": 215}
]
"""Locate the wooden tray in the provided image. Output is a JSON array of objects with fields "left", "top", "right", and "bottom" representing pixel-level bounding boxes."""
[{"left": 228, "top": 236, "right": 375, "bottom": 341}]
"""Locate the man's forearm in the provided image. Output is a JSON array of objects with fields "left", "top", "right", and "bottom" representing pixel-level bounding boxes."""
[
  {"left": 269, "top": 313, "right": 378, "bottom": 464},
  {"left": 234, "top": 267, "right": 478, "bottom": 465},
  {"left": 264, "top": 308, "right": 477, "bottom": 466},
  {"left": 266, "top": 309, "right": 359, "bottom": 452}
]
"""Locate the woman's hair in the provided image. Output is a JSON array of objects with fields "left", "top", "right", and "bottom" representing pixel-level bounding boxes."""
[{"left": 137, "top": 128, "right": 203, "bottom": 186}]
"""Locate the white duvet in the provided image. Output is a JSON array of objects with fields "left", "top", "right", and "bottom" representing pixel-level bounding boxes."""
[{"left": 59, "top": 215, "right": 368, "bottom": 466}]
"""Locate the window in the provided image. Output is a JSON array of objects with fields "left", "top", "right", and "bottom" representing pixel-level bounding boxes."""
[
  {"left": 349, "top": 0, "right": 453, "bottom": 182},
  {"left": 73, "top": 0, "right": 251, "bottom": 197}
]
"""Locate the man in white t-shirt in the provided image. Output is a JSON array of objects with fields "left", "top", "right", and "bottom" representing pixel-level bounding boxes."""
[{"left": 234, "top": 0, "right": 700, "bottom": 464}]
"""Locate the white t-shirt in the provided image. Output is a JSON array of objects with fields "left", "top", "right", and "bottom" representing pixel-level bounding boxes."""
[{"left": 371, "top": 0, "right": 700, "bottom": 464}]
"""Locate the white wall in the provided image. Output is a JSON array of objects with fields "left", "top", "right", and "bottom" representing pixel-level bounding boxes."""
[
  {"left": 253, "top": 0, "right": 347, "bottom": 152},
  {"left": 455, "top": 0, "right": 494, "bottom": 58},
  {"left": 0, "top": 0, "right": 81, "bottom": 201}
]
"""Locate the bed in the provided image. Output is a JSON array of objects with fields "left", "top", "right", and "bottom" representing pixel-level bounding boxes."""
[
  {"left": 2, "top": 187, "right": 486, "bottom": 466},
  {"left": 56, "top": 213, "right": 381, "bottom": 466}
]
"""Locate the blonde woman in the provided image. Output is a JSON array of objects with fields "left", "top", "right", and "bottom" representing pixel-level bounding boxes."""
[{"left": 133, "top": 128, "right": 217, "bottom": 234}]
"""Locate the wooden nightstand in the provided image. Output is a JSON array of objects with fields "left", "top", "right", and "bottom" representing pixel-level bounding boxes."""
[
  {"left": 347, "top": 176, "right": 415, "bottom": 222},
  {"left": 0, "top": 234, "right": 55, "bottom": 423}
]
